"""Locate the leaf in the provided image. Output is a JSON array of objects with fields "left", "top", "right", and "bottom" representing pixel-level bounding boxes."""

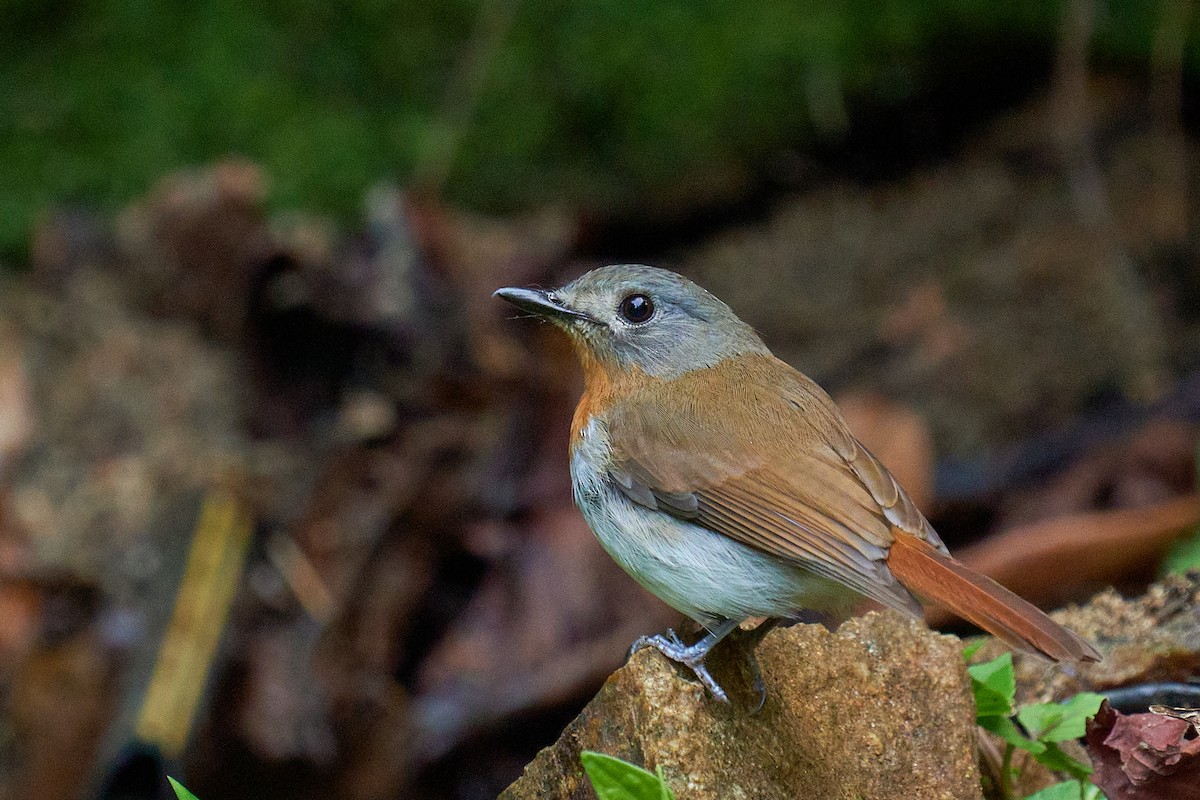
[
  {"left": 970, "top": 651, "right": 1043, "bottom": 752},
  {"left": 962, "top": 640, "right": 986, "bottom": 660},
  {"left": 1023, "top": 780, "right": 1085, "bottom": 800},
  {"left": 1019, "top": 693, "right": 1106, "bottom": 742},
  {"left": 979, "top": 714, "right": 1045, "bottom": 753},
  {"left": 969, "top": 652, "right": 1016, "bottom": 718},
  {"left": 581, "top": 751, "right": 676, "bottom": 800},
  {"left": 1032, "top": 742, "right": 1094, "bottom": 780},
  {"left": 1085, "top": 700, "right": 1200, "bottom": 800},
  {"left": 168, "top": 777, "right": 201, "bottom": 800},
  {"left": 1161, "top": 525, "right": 1200, "bottom": 574},
  {"left": 1162, "top": 439, "right": 1200, "bottom": 575}
]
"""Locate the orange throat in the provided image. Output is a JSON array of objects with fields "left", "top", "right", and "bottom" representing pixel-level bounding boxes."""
[{"left": 568, "top": 345, "right": 644, "bottom": 451}]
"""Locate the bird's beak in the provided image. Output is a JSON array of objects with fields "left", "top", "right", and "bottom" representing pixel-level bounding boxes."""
[{"left": 492, "top": 287, "right": 597, "bottom": 324}]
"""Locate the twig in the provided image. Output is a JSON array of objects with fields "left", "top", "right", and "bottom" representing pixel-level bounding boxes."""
[
  {"left": 1049, "top": 0, "right": 1169, "bottom": 398},
  {"left": 1150, "top": 0, "right": 1193, "bottom": 243},
  {"left": 999, "top": 742, "right": 1015, "bottom": 800},
  {"left": 410, "top": 0, "right": 521, "bottom": 197}
]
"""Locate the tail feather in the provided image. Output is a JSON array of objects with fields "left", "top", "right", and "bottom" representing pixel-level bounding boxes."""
[{"left": 887, "top": 533, "right": 1100, "bottom": 663}]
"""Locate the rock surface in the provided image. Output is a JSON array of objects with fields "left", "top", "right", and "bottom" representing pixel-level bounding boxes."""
[
  {"left": 1010, "top": 573, "right": 1200, "bottom": 706},
  {"left": 500, "top": 612, "right": 981, "bottom": 800},
  {"left": 968, "top": 573, "right": 1200, "bottom": 798}
]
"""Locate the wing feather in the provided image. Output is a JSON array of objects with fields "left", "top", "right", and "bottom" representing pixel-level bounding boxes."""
[{"left": 602, "top": 355, "right": 940, "bottom": 616}]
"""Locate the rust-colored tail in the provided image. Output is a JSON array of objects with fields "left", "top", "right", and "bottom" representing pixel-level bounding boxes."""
[{"left": 887, "top": 533, "right": 1100, "bottom": 662}]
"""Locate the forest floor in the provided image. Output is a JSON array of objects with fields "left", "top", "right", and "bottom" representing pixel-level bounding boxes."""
[{"left": 0, "top": 75, "right": 1198, "bottom": 800}]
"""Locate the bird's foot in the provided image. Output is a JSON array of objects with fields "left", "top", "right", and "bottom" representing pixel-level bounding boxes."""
[
  {"left": 746, "top": 650, "right": 767, "bottom": 713},
  {"left": 733, "top": 619, "right": 778, "bottom": 714},
  {"left": 631, "top": 628, "right": 730, "bottom": 704}
]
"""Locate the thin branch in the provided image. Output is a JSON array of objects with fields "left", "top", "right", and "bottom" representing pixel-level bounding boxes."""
[{"left": 411, "top": 0, "right": 521, "bottom": 197}]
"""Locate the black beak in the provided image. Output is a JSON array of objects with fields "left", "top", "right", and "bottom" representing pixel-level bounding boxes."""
[{"left": 492, "top": 287, "right": 596, "bottom": 323}]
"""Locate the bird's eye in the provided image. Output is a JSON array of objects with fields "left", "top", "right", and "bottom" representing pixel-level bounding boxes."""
[{"left": 618, "top": 293, "right": 655, "bottom": 324}]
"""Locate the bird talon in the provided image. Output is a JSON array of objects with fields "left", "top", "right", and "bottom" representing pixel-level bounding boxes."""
[
  {"left": 749, "top": 659, "right": 767, "bottom": 714},
  {"left": 629, "top": 625, "right": 735, "bottom": 703},
  {"left": 691, "top": 661, "right": 730, "bottom": 704},
  {"left": 630, "top": 630, "right": 675, "bottom": 659}
]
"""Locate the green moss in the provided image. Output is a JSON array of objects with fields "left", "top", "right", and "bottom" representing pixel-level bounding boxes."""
[{"left": 0, "top": 0, "right": 1181, "bottom": 259}]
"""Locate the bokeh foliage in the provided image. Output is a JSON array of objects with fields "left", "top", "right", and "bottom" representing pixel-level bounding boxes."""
[{"left": 0, "top": 0, "right": 1176, "bottom": 256}]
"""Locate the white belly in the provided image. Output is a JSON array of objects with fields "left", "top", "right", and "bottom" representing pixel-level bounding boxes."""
[{"left": 570, "top": 417, "right": 850, "bottom": 625}]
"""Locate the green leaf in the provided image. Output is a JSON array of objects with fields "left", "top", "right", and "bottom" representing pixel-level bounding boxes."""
[
  {"left": 969, "top": 652, "right": 1016, "bottom": 718},
  {"left": 581, "top": 751, "right": 676, "bottom": 800},
  {"left": 655, "top": 766, "right": 672, "bottom": 800},
  {"left": 1023, "top": 780, "right": 1084, "bottom": 800},
  {"left": 968, "top": 650, "right": 1043, "bottom": 753},
  {"left": 1161, "top": 525, "right": 1200, "bottom": 574},
  {"left": 979, "top": 714, "right": 1045, "bottom": 753},
  {"left": 1032, "top": 742, "right": 1094, "bottom": 780},
  {"left": 1018, "top": 693, "right": 1105, "bottom": 743},
  {"left": 1023, "top": 779, "right": 1106, "bottom": 800},
  {"left": 962, "top": 640, "right": 986, "bottom": 660},
  {"left": 1162, "top": 438, "right": 1200, "bottom": 575},
  {"left": 167, "top": 777, "right": 200, "bottom": 800}
]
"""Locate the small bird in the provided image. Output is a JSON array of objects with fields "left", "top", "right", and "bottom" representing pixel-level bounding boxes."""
[{"left": 495, "top": 264, "right": 1099, "bottom": 704}]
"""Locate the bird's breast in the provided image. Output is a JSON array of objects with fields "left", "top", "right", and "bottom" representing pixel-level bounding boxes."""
[
  {"left": 568, "top": 414, "right": 850, "bottom": 623},
  {"left": 569, "top": 414, "right": 616, "bottom": 507}
]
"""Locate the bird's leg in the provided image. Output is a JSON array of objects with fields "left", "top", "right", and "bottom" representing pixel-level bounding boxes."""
[
  {"left": 630, "top": 618, "right": 742, "bottom": 703},
  {"left": 742, "top": 616, "right": 781, "bottom": 649},
  {"left": 738, "top": 618, "right": 781, "bottom": 713}
]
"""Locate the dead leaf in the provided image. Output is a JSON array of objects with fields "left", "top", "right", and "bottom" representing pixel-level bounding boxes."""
[
  {"left": 1149, "top": 704, "right": 1200, "bottom": 734},
  {"left": 0, "top": 327, "right": 34, "bottom": 470},
  {"left": 927, "top": 494, "right": 1199, "bottom": 625},
  {"left": 1086, "top": 699, "right": 1200, "bottom": 799}
]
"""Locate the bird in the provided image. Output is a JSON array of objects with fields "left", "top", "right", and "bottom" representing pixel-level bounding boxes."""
[{"left": 494, "top": 264, "right": 1100, "bottom": 704}]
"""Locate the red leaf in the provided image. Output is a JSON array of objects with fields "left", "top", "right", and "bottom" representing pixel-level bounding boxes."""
[{"left": 1085, "top": 700, "right": 1200, "bottom": 799}]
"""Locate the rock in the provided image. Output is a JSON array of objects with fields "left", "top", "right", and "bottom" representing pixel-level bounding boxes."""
[
  {"left": 500, "top": 612, "right": 981, "bottom": 800},
  {"left": 964, "top": 574, "right": 1200, "bottom": 799},
  {"left": 1011, "top": 572, "right": 1200, "bottom": 706}
]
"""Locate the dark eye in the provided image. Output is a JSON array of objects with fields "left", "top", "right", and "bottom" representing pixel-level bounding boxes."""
[{"left": 618, "top": 293, "right": 654, "bottom": 324}]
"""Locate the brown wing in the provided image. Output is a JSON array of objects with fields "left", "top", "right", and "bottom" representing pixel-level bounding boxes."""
[{"left": 605, "top": 355, "right": 944, "bottom": 616}]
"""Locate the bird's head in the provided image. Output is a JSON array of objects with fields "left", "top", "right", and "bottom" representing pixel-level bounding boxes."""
[{"left": 494, "top": 264, "right": 769, "bottom": 379}]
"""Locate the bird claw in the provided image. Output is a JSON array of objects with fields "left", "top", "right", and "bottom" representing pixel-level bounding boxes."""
[
  {"left": 630, "top": 629, "right": 731, "bottom": 704},
  {"left": 629, "top": 628, "right": 686, "bottom": 658},
  {"left": 738, "top": 619, "right": 777, "bottom": 714},
  {"left": 747, "top": 650, "right": 767, "bottom": 714}
]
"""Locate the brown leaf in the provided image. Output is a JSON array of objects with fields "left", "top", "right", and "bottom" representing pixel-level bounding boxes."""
[
  {"left": 996, "top": 419, "right": 1197, "bottom": 528},
  {"left": 1086, "top": 699, "right": 1200, "bottom": 800},
  {"left": 410, "top": 506, "right": 675, "bottom": 762},
  {"left": 0, "top": 327, "right": 34, "bottom": 467},
  {"left": 116, "top": 158, "right": 274, "bottom": 341},
  {"left": 927, "top": 494, "right": 1199, "bottom": 625}
]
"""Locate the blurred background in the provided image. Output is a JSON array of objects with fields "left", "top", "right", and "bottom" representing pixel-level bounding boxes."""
[{"left": 2, "top": 1, "right": 1200, "bottom": 798}]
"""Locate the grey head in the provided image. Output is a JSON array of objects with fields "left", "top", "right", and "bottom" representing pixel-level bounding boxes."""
[{"left": 494, "top": 264, "right": 769, "bottom": 378}]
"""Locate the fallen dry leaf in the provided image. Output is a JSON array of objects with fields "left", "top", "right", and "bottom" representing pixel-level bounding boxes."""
[
  {"left": 927, "top": 494, "right": 1199, "bottom": 625},
  {"left": 0, "top": 326, "right": 34, "bottom": 470},
  {"left": 1086, "top": 699, "right": 1200, "bottom": 799},
  {"left": 995, "top": 419, "right": 1197, "bottom": 528}
]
